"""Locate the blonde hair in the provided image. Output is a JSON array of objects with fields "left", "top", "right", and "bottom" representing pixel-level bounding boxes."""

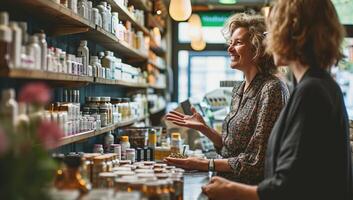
[
  {"left": 266, "top": 0, "right": 345, "bottom": 69},
  {"left": 222, "top": 13, "right": 276, "bottom": 74}
]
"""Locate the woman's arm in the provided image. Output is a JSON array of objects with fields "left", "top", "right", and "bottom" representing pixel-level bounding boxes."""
[{"left": 202, "top": 176, "right": 259, "bottom": 200}]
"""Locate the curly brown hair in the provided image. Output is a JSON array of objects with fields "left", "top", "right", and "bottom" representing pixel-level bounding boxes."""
[
  {"left": 266, "top": 0, "right": 345, "bottom": 69},
  {"left": 222, "top": 13, "right": 276, "bottom": 74}
]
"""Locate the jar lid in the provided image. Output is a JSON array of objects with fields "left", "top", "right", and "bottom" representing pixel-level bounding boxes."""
[
  {"left": 99, "top": 172, "right": 117, "bottom": 178},
  {"left": 126, "top": 148, "right": 135, "bottom": 153},
  {"left": 172, "top": 133, "right": 181, "bottom": 139},
  {"left": 91, "top": 97, "right": 101, "bottom": 102},
  {"left": 121, "top": 136, "right": 129, "bottom": 142}
]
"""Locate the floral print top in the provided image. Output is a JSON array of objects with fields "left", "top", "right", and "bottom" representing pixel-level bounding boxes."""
[{"left": 216, "top": 73, "right": 289, "bottom": 185}]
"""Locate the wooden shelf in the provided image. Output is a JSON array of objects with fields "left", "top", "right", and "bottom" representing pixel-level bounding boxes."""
[
  {"left": 150, "top": 106, "right": 166, "bottom": 115},
  {"left": 0, "top": 68, "right": 94, "bottom": 83},
  {"left": 95, "top": 77, "right": 149, "bottom": 88},
  {"left": 149, "top": 84, "right": 166, "bottom": 90},
  {"left": 58, "top": 118, "right": 137, "bottom": 147},
  {"left": 129, "top": 0, "right": 152, "bottom": 12},
  {"left": 148, "top": 60, "right": 166, "bottom": 70},
  {"left": 86, "top": 26, "right": 148, "bottom": 61},
  {"left": 1, "top": 0, "right": 95, "bottom": 36},
  {"left": 106, "top": 0, "right": 150, "bottom": 35}
]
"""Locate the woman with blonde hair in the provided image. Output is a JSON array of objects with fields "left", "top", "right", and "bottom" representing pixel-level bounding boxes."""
[
  {"left": 202, "top": 0, "right": 353, "bottom": 199},
  {"left": 165, "top": 13, "right": 288, "bottom": 185}
]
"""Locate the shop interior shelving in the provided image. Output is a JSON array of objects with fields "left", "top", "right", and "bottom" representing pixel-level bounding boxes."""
[
  {"left": 148, "top": 60, "right": 166, "bottom": 70},
  {"left": 106, "top": 0, "right": 150, "bottom": 35},
  {"left": 0, "top": 68, "right": 94, "bottom": 83},
  {"left": 0, "top": 0, "right": 168, "bottom": 148},
  {"left": 57, "top": 117, "right": 144, "bottom": 147}
]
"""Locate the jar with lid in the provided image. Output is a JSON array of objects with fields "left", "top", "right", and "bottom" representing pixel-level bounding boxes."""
[
  {"left": 128, "top": 179, "right": 146, "bottom": 193},
  {"left": 93, "top": 144, "right": 104, "bottom": 154},
  {"left": 105, "top": 155, "right": 113, "bottom": 172},
  {"left": 98, "top": 172, "right": 116, "bottom": 188},
  {"left": 148, "top": 129, "right": 157, "bottom": 148},
  {"left": 126, "top": 148, "right": 136, "bottom": 163},
  {"left": 111, "top": 144, "right": 121, "bottom": 160},
  {"left": 99, "top": 104, "right": 109, "bottom": 127},
  {"left": 143, "top": 182, "right": 163, "bottom": 200},
  {"left": 89, "top": 96, "right": 100, "bottom": 110},
  {"left": 100, "top": 97, "right": 112, "bottom": 125},
  {"left": 159, "top": 180, "right": 171, "bottom": 200},
  {"left": 120, "top": 136, "right": 130, "bottom": 160},
  {"left": 171, "top": 133, "right": 182, "bottom": 154},
  {"left": 92, "top": 156, "right": 107, "bottom": 188}
]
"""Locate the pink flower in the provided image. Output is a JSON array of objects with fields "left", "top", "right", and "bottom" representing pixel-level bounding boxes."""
[
  {"left": 0, "top": 128, "right": 9, "bottom": 156},
  {"left": 19, "top": 83, "right": 51, "bottom": 105},
  {"left": 37, "top": 121, "right": 64, "bottom": 149}
]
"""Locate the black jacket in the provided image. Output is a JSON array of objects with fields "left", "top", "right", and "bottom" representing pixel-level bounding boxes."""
[{"left": 257, "top": 67, "right": 353, "bottom": 200}]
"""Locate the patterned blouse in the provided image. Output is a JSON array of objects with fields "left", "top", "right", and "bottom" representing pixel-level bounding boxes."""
[{"left": 216, "top": 73, "right": 289, "bottom": 185}]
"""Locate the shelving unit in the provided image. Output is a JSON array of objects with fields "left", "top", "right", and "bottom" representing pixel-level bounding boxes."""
[
  {"left": 148, "top": 60, "right": 166, "bottom": 70},
  {"left": 128, "top": 0, "right": 152, "bottom": 12},
  {"left": 106, "top": 0, "right": 150, "bottom": 35},
  {"left": 58, "top": 118, "right": 137, "bottom": 147},
  {"left": 0, "top": 68, "right": 94, "bottom": 83},
  {"left": 149, "top": 84, "right": 167, "bottom": 90},
  {"left": 0, "top": 0, "right": 169, "bottom": 148}
]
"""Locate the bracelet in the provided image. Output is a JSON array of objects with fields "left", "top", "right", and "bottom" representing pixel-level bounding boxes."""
[{"left": 208, "top": 159, "right": 215, "bottom": 172}]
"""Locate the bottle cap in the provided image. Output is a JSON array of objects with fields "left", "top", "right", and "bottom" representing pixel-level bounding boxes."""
[
  {"left": 80, "top": 40, "right": 87, "bottom": 46},
  {"left": 121, "top": 136, "right": 129, "bottom": 142},
  {"left": 172, "top": 133, "right": 181, "bottom": 140},
  {"left": 0, "top": 12, "right": 9, "bottom": 25}
]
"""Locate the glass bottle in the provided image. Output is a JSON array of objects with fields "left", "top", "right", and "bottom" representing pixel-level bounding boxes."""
[
  {"left": 0, "top": 89, "right": 18, "bottom": 128},
  {"left": 36, "top": 32, "right": 47, "bottom": 71},
  {"left": 27, "top": 35, "right": 41, "bottom": 70},
  {"left": 0, "top": 12, "right": 12, "bottom": 68},
  {"left": 58, "top": 154, "right": 90, "bottom": 196},
  {"left": 9, "top": 22, "right": 21, "bottom": 68}
]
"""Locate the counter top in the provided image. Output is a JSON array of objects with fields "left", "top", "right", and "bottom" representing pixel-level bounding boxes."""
[{"left": 184, "top": 172, "right": 210, "bottom": 200}]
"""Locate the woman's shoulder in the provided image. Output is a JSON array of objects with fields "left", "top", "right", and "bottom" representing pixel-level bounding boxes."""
[{"left": 261, "top": 74, "right": 289, "bottom": 95}]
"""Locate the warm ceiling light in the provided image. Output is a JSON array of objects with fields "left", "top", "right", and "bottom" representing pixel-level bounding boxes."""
[
  {"left": 219, "top": 0, "right": 237, "bottom": 4},
  {"left": 188, "top": 14, "right": 202, "bottom": 40},
  {"left": 169, "top": 0, "right": 192, "bottom": 21},
  {"left": 191, "top": 36, "right": 206, "bottom": 51},
  {"left": 156, "top": 10, "right": 162, "bottom": 15}
]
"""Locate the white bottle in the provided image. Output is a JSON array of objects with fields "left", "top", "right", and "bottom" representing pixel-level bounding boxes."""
[
  {"left": 68, "top": 0, "right": 78, "bottom": 13},
  {"left": 111, "top": 12, "right": 119, "bottom": 37},
  {"left": 27, "top": 35, "right": 41, "bottom": 70},
  {"left": 104, "top": 131, "right": 114, "bottom": 153},
  {"left": 120, "top": 136, "right": 130, "bottom": 160},
  {"left": 0, "top": 89, "right": 18, "bottom": 128},
  {"left": 106, "top": 3, "right": 112, "bottom": 33},
  {"left": 90, "top": 56, "right": 100, "bottom": 77},
  {"left": 16, "top": 103, "right": 29, "bottom": 134},
  {"left": 97, "top": 2, "right": 108, "bottom": 31},
  {"left": 9, "top": 22, "right": 21, "bottom": 68},
  {"left": 92, "top": 8, "right": 102, "bottom": 27},
  {"left": 0, "top": 12, "right": 12, "bottom": 68},
  {"left": 101, "top": 51, "right": 113, "bottom": 79},
  {"left": 77, "top": 40, "right": 89, "bottom": 76},
  {"left": 117, "top": 21, "right": 126, "bottom": 42},
  {"left": 87, "top": 1, "right": 92, "bottom": 21},
  {"left": 36, "top": 33, "right": 48, "bottom": 71},
  {"left": 78, "top": 0, "right": 87, "bottom": 19}
]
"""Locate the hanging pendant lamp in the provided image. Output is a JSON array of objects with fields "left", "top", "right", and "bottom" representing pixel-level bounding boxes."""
[{"left": 169, "top": 0, "right": 192, "bottom": 21}]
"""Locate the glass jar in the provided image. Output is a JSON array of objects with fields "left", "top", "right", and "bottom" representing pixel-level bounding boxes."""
[
  {"left": 99, "top": 105, "right": 109, "bottom": 127},
  {"left": 127, "top": 179, "right": 146, "bottom": 193},
  {"left": 98, "top": 172, "right": 116, "bottom": 188},
  {"left": 171, "top": 133, "right": 182, "bottom": 154},
  {"left": 126, "top": 148, "right": 136, "bottom": 163},
  {"left": 92, "top": 156, "right": 107, "bottom": 188},
  {"left": 93, "top": 144, "right": 104, "bottom": 154},
  {"left": 143, "top": 182, "right": 163, "bottom": 200}
]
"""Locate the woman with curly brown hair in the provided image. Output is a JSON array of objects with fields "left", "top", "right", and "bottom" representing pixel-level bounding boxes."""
[
  {"left": 164, "top": 13, "right": 289, "bottom": 185},
  {"left": 202, "top": 0, "right": 353, "bottom": 199}
]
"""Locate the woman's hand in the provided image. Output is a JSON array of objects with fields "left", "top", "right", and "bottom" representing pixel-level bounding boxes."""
[
  {"left": 202, "top": 176, "right": 259, "bottom": 200},
  {"left": 163, "top": 157, "right": 209, "bottom": 171},
  {"left": 202, "top": 176, "right": 237, "bottom": 200},
  {"left": 165, "top": 107, "right": 207, "bottom": 132}
]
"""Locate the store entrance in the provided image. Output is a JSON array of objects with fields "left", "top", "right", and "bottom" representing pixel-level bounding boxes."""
[{"left": 178, "top": 50, "right": 243, "bottom": 103}]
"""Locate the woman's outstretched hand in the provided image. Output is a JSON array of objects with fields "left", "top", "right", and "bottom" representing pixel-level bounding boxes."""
[{"left": 165, "top": 107, "right": 207, "bottom": 132}]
